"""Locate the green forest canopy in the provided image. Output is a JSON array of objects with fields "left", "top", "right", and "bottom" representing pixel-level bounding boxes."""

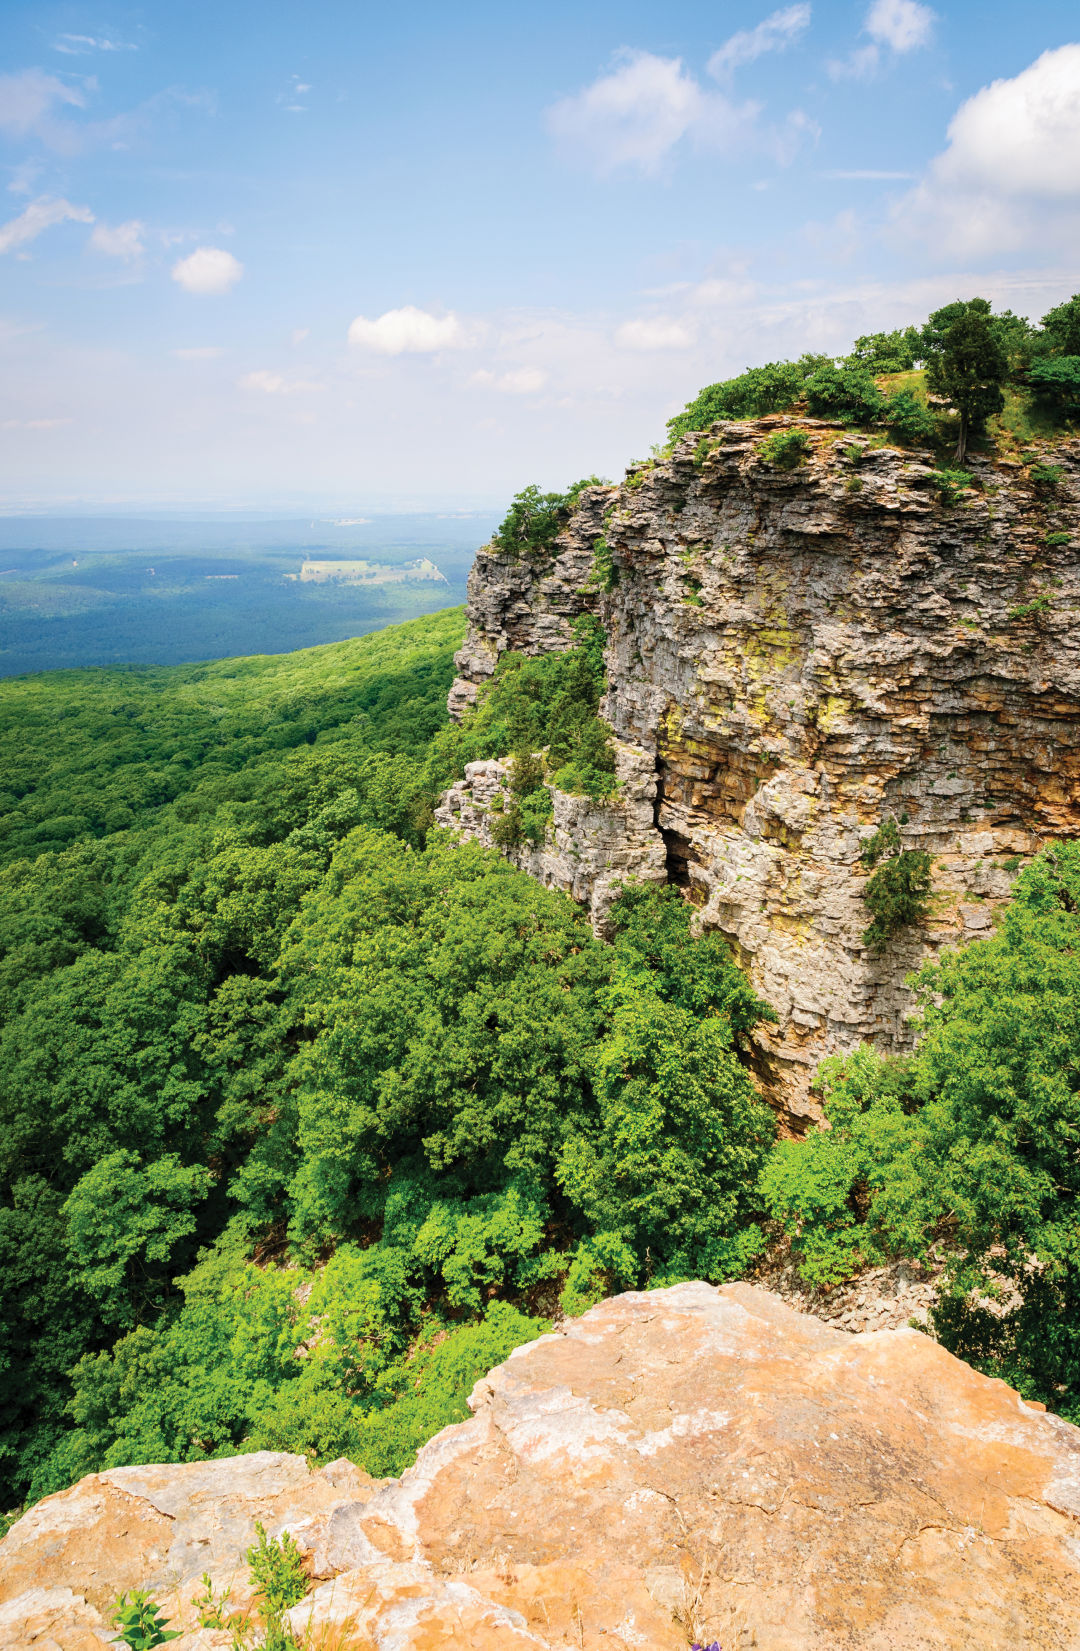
[{"left": 4, "top": 389, "right": 1080, "bottom": 1521}]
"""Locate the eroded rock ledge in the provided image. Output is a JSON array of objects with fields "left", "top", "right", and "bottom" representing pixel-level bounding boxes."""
[
  {"left": 3, "top": 1284, "right": 1078, "bottom": 1650},
  {"left": 442, "top": 419, "right": 1080, "bottom": 1121}
]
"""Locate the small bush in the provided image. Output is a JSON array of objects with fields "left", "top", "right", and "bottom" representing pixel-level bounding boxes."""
[
  {"left": 883, "top": 389, "right": 937, "bottom": 446},
  {"left": 247, "top": 1522, "right": 308, "bottom": 1617},
  {"left": 1030, "top": 463, "right": 1064, "bottom": 491},
  {"left": 804, "top": 362, "right": 885, "bottom": 424},
  {"left": 758, "top": 430, "right": 811, "bottom": 469},
  {"left": 589, "top": 533, "right": 618, "bottom": 591},
  {"left": 1008, "top": 593, "right": 1053, "bottom": 621},
  {"left": 929, "top": 468, "right": 973, "bottom": 505},
  {"left": 1028, "top": 356, "right": 1080, "bottom": 414},
  {"left": 667, "top": 360, "right": 816, "bottom": 440},
  {"left": 860, "top": 819, "right": 933, "bottom": 948},
  {"left": 1046, "top": 531, "right": 1072, "bottom": 546},
  {"left": 492, "top": 477, "right": 606, "bottom": 561}
]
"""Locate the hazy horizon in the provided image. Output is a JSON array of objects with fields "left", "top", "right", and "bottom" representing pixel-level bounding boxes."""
[{"left": 2, "top": 0, "right": 1079, "bottom": 511}]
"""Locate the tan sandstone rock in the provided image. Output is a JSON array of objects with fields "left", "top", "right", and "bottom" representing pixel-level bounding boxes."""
[{"left": 2, "top": 1283, "right": 1078, "bottom": 1649}]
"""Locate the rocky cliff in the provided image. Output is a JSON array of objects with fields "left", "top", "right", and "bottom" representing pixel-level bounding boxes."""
[
  {"left": 438, "top": 418, "right": 1080, "bottom": 1122},
  {"left": 4, "top": 1284, "right": 1079, "bottom": 1650}
]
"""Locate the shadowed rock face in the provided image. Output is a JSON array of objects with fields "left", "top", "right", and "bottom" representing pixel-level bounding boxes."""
[
  {"left": 3, "top": 1283, "right": 1079, "bottom": 1650},
  {"left": 443, "top": 420, "right": 1080, "bottom": 1122}
]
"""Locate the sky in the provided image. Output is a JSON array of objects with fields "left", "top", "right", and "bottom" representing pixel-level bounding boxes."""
[{"left": 1, "top": 0, "right": 1079, "bottom": 511}]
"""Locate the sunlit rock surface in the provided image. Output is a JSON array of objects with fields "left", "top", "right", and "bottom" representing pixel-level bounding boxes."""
[{"left": 3, "top": 1283, "right": 1079, "bottom": 1649}]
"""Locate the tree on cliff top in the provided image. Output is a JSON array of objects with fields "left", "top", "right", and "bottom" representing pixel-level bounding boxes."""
[{"left": 924, "top": 304, "right": 1008, "bottom": 463}]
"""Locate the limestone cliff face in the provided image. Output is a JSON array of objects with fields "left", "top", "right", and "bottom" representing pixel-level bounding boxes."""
[
  {"left": 441, "top": 417, "right": 1080, "bottom": 1122},
  {"left": 4, "top": 1284, "right": 1079, "bottom": 1650}
]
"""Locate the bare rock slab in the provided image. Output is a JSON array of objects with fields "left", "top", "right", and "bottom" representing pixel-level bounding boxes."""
[{"left": 3, "top": 1284, "right": 1079, "bottom": 1649}]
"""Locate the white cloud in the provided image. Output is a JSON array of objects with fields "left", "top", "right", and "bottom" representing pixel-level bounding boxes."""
[
  {"left": 0, "top": 195, "right": 93, "bottom": 254},
  {"left": 171, "top": 247, "right": 243, "bottom": 295},
  {"left": 865, "top": 0, "right": 935, "bottom": 53},
  {"left": 547, "top": 51, "right": 720, "bottom": 176},
  {"left": 708, "top": 5, "right": 811, "bottom": 80},
  {"left": 893, "top": 44, "right": 1080, "bottom": 256},
  {"left": 830, "top": 0, "right": 934, "bottom": 78},
  {"left": 347, "top": 305, "right": 467, "bottom": 353},
  {"left": 90, "top": 219, "right": 144, "bottom": 260},
  {"left": 544, "top": 45, "right": 821, "bottom": 177},
  {"left": 54, "top": 34, "right": 136, "bottom": 54},
  {"left": 239, "top": 370, "right": 321, "bottom": 395},
  {"left": 470, "top": 367, "right": 548, "bottom": 393},
  {"left": 614, "top": 317, "right": 695, "bottom": 350},
  {"left": 0, "top": 69, "right": 85, "bottom": 139},
  {"left": 172, "top": 346, "right": 225, "bottom": 360}
]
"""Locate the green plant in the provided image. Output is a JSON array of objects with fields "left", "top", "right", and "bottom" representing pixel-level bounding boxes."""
[
  {"left": 845, "top": 475, "right": 864, "bottom": 494},
  {"left": 882, "top": 389, "right": 937, "bottom": 446},
  {"left": 683, "top": 573, "right": 704, "bottom": 606},
  {"left": 1028, "top": 357, "right": 1080, "bottom": 416},
  {"left": 110, "top": 1590, "right": 181, "bottom": 1649},
  {"left": 491, "top": 477, "right": 605, "bottom": 561},
  {"left": 1029, "top": 463, "right": 1064, "bottom": 491},
  {"left": 589, "top": 533, "right": 618, "bottom": 591},
  {"left": 248, "top": 1523, "right": 309, "bottom": 1616},
  {"left": 193, "top": 1573, "right": 233, "bottom": 1630},
  {"left": 1045, "top": 531, "right": 1072, "bottom": 546},
  {"left": 667, "top": 359, "right": 819, "bottom": 441},
  {"left": 860, "top": 818, "right": 933, "bottom": 948},
  {"left": 804, "top": 362, "right": 885, "bottom": 424},
  {"left": 1008, "top": 594, "right": 1054, "bottom": 621},
  {"left": 758, "top": 430, "right": 811, "bottom": 469},
  {"left": 928, "top": 468, "right": 974, "bottom": 505}
]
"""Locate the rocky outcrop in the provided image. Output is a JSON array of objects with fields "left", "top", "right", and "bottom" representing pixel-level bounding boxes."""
[
  {"left": 434, "top": 743, "right": 667, "bottom": 932},
  {"left": 445, "top": 419, "right": 1080, "bottom": 1121},
  {"left": 3, "top": 1283, "right": 1079, "bottom": 1649}
]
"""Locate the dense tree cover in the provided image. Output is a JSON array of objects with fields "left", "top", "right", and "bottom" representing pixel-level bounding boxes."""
[
  {"left": 763, "top": 843, "right": 1080, "bottom": 1418},
  {"left": 666, "top": 292, "right": 1080, "bottom": 452},
  {"left": 491, "top": 477, "right": 608, "bottom": 560},
  {"left": 0, "top": 608, "right": 776, "bottom": 1512}
]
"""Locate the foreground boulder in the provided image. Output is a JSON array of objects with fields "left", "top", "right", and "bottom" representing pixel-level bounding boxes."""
[{"left": 3, "top": 1282, "right": 1079, "bottom": 1649}]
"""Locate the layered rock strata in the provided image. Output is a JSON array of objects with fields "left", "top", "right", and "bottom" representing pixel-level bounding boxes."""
[
  {"left": 4, "top": 1283, "right": 1079, "bottom": 1650},
  {"left": 444, "top": 420, "right": 1080, "bottom": 1120}
]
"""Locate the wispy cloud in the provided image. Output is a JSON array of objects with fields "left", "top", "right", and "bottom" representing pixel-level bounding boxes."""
[
  {"left": 470, "top": 366, "right": 548, "bottom": 393},
  {"left": 545, "top": 39, "right": 816, "bottom": 178},
  {"left": 0, "top": 195, "right": 94, "bottom": 255},
  {"left": 822, "top": 168, "right": 914, "bottom": 180},
  {"left": 829, "top": 0, "right": 936, "bottom": 80},
  {"left": 90, "top": 220, "right": 144, "bottom": 260},
  {"left": 614, "top": 317, "right": 695, "bottom": 351},
  {"left": 239, "top": 370, "right": 322, "bottom": 395},
  {"left": 0, "top": 69, "right": 87, "bottom": 148},
  {"left": 53, "top": 34, "right": 137, "bottom": 55},
  {"left": 707, "top": 5, "right": 811, "bottom": 81}
]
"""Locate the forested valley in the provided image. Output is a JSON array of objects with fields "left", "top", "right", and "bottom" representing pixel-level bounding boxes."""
[{"left": 5, "top": 292, "right": 1080, "bottom": 1529}]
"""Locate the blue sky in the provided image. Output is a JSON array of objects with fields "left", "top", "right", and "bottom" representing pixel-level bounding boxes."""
[{"left": 1, "top": 0, "right": 1079, "bottom": 509}]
